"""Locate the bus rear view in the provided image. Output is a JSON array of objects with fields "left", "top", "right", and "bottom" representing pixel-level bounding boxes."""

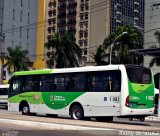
[
  {"left": 120, "top": 65, "right": 154, "bottom": 118},
  {"left": 0, "top": 84, "right": 9, "bottom": 109}
]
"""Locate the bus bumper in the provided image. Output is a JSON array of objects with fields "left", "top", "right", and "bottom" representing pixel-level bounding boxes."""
[{"left": 121, "top": 106, "right": 154, "bottom": 116}]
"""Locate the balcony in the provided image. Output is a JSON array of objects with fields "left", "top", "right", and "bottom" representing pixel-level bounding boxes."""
[
  {"left": 48, "top": 1, "right": 56, "bottom": 9},
  {"left": 116, "top": 11, "right": 121, "bottom": 15},
  {"left": 134, "top": 1, "right": 139, "bottom": 5},
  {"left": 116, "top": 19, "right": 122, "bottom": 23},
  {"left": 48, "top": 9, "right": 56, "bottom": 17},
  {"left": 134, "top": 9, "right": 139, "bottom": 13}
]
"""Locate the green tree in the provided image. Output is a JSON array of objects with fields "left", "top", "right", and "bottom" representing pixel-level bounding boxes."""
[
  {"left": 4, "top": 46, "right": 29, "bottom": 73},
  {"left": 149, "top": 30, "right": 160, "bottom": 67},
  {"left": 45, "top": 33, "right": 81, "bottom": 68},
  {"left": 92, "top": 45, "right": 108, "bottom": 65},
  {"left": 103, "top": 26, "right": 144, "bottom": 65}
]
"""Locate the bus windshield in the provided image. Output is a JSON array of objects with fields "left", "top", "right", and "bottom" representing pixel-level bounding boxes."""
[{"left": 126, "top": 66, "right": 151, "bottom": 84}]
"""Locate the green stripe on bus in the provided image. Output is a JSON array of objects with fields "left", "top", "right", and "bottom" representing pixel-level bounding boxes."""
[
  {"left": 8, "top": 91, "right": 85, "bottom": 110},
  {"left": 13, "top": 69, "right": 52, "bottom": 76}
]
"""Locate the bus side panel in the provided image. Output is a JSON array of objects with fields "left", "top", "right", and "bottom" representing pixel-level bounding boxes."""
[
  {"left": 119, "top": 65, "right": 129, "bottom": 115},
  {"left": 8, "top": 103, "right": 19, "bottom": 112},
  {"left": 72, "top": 92, "right": 121, "bottom": 117}
]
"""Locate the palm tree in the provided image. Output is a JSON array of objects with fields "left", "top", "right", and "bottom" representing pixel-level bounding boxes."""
[
  {"left": 4, "top": 46, "right": 29, "bottom": 73},
  {"left": 103, "top": 26, "right": 143, "bottom": 65},
  {"left": 92, "top": 45, "right": 109, "bottom": 65},
  {"left": 149, "top": 30, "right": 160, "bottom": 67},
  {"left": 45, "top": 33, "right": 81, "bottom": 68}
]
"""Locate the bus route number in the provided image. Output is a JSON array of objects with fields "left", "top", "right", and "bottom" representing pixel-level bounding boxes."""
[
  {"left": 110, "top": 96, "right": 120, "bottom": 103},
  {"left": 146, "top": 96, "right": 154, "bottom": 100}
]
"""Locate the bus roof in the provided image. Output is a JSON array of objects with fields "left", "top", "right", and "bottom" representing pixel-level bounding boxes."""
[{"left": 12, "top": 64, "right": 149, "bottom": 76}]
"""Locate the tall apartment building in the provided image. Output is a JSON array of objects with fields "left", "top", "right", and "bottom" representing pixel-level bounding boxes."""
[
  {"left": 0, "top": 0, "right": 4, "bottom": 51},
  {"left": 0, "top": 0, "right": 45, "bottom": 71},
  {"left": 144, "top": 0, "right": 160, "bottom": 74},
  {"left": 45, "top": 0, "right": 144, "bottom": 66}
]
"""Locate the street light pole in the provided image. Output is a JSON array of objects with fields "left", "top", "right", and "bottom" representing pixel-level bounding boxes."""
[{"left": 109, "top": 32, "right": 127, "bottom": 65}]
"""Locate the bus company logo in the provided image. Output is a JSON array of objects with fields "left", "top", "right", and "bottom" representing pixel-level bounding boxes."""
[
  {"left": 33, "top": 94, "right": 39, "bottom": 100},
  {"left": 50, "top": 95, "right": 54, "bottom": 101}
]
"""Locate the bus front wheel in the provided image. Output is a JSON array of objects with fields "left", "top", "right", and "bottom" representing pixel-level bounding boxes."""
[
  {"left": 21, "top": 104, "right": 30, "bottom": 115},
  {"left": 71, "top": 105, "right": 84, "bottom": 120}
]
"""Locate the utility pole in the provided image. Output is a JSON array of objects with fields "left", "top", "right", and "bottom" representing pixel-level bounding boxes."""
[{"left": 0, "top": 32, "right": 5, "bottom": 84}]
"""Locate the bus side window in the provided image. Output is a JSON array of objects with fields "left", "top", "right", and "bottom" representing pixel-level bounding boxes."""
[
  {"left": 40, "top": 75, "right": 52, "bottom": 92},
  {"left": 23, "top": 76, "right": 34, "bottom": 92},
  {"left": 70, "top": 73, "right": 87, "bottom": 92},
  {"left": 90, "top": 72, "right": 105, "bottom": 92},
  {"left": 108, "top": 71, "right": 121, "bottom": 92},
  {"left": 53, "top": 74, "right": 70, "bottom": 92}
]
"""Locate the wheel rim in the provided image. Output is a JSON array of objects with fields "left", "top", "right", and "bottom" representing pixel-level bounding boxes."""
[
  {"left": 23, "top": 106, "right": 29, "bottom": 114},
  {"left": 73, "top": 108, "right": 81, "bottom": 119}
]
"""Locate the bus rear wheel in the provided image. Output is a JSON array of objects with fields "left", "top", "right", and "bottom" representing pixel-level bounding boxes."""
[
  {"left": 71, "top": 105, "right": 84, "bottom": 120},
  {"left": 21, "top": 104, "right": 30, "bottom": 115}
]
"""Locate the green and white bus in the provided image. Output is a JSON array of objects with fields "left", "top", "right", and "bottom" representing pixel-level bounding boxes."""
[{"left": 8, "top": 65, "right": 154, "bottom": 121}]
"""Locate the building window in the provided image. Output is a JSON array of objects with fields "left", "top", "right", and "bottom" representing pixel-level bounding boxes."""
[
  {"left": 79, "top": 40, "right": 83, "bottom": 46},
  {"left": 79, "top": 31, "right": 83, "bottom": 38},
  {"left": 84, "top": 40, "right": 88, "bottom": 46},
  {"left": 13, "top": 9, "right": 15, "bottom": 20},
  {"left": 21, "top": 0, "right": 23, "bottom": 7},
  {"left": 27, "top": 42, "right": 29, "bottom": 48},
  {"left": 28, "top": 0, "right": 30, "bottom": 8},
  {"left": 0, "top": 24, "right": 2, "bottom": 32},
  {"left": 20, "top": 11, "right": 22, "bottom": 22},
  {"left": 80, "top": 13, "right": 83, "bottom": 20},
  {"left": 1, "top": 8, "right": 3, "bottom": 20},
  {"left": 84, "top": 50, "right": 87, "bottom": 55},
  {"left": 27, "top": 28, "right": 29, "bottom": 39},
  {"left": 81, "top": 6, "right": 84, "bottom": 11},
  {"left": 80, "top": 22, "right": 83, "bottom": 28},
  {"left": 28, "top": 12, "right": 30, "bottom": 24},
  {"left": 12, "top": 25, "right": 14, "bottom": 36},
  {"left": 20, "top": 27, "right": 22, "bottom": 38},
  {"left": 85, "top": 14, "right": 88, "bottom": 19},
  {"left": 12, "top": 41, "right": 14, "bottom": 47},
  {"left": 85, "top": 5, "right": 89, "bottom": 10}
]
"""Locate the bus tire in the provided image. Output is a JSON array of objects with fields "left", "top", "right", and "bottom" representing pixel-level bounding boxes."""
[
  {"left": 140, "top": 118, "right": 145, "bottom": 122},
  {"left": 21, "top": 104, "right": 30, "bottom": 115},
  {"left": 71, "top": 105, "right": 84, "bottom": 120}
]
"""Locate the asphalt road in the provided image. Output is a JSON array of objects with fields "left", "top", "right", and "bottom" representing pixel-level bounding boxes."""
[
  {"left": 0, "top": 107, "right": 159, "bottom": 128},
  {"left": 0, "top": 121, "right": 119, "bottom": 136},
  {"left": 0, "top": 107, "right": 160, "bottom": 136}
]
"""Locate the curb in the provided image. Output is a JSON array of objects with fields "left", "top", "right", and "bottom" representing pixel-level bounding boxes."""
[{"left": 0, "top": 118, "right": 114, "bottom": 131}]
